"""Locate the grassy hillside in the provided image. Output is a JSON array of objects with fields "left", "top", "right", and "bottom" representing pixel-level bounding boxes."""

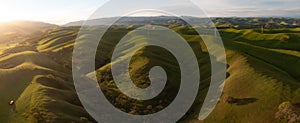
[
  {"left": 0, "top": 27, "right": 94, "bottom": 123},
  {"left": 0, "top": 23, "right": 299, "bottom": 123},
  {"left": 0, "top": 21, "right": 57, "bottom": 53},
  {"left": 199, "top": 29, "right": 300, "bottom": 123},
  {"left": 88, "top": 27, "right": 213, "bottom": 117}
]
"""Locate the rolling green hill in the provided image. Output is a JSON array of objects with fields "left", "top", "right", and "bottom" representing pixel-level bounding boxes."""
[
  {"left": 199, "top": 28, "right": 300, "bottom": 123},
  {"left": 0, "top": 26, "right": 93, "bottom": 123},
  {"left": 0, "top": 21, "right": 57, "bottom": 53},
  {"left": 0, "top": 21, "right": 299, "bottom": 123}
]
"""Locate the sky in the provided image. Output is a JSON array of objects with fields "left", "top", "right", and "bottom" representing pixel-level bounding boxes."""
[{"left": 0, "top": 0, "right": 299, "bottom": 25}]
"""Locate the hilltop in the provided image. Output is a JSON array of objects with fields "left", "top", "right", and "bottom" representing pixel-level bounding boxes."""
[
  {"left": 64, "top": 16, "right": 300, "bottom": 29},
  {"left": 0, "top": 19, "right": 299, "bottom": 122},
  {"left": 0, "top": 21, "right": 57, "bottom": 53},
  {"left": 0, "top": 20, "right": 57, "bottom": 38}
]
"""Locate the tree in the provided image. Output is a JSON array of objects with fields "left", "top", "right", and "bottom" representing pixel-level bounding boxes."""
[
  {"left": 275, "top": 101, "right": 300, "bottom": 123},
  {"left": 223, "top": 96, "right": 237, "bottom": 104}
]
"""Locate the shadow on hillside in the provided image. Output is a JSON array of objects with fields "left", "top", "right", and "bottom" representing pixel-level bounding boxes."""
[
  {"left": 235, "top": 98, "right": 258, "bottom": 105},
  {"left": 11, "top": 104, "right": 16, "bottom": 112},
  {"left": 294, "top": 103, "right": 300, "bottom": 108}
]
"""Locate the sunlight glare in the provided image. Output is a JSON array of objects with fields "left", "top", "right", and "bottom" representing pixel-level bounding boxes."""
[{"left": 0, "top": 2, "right": 20, "bottom": 22}]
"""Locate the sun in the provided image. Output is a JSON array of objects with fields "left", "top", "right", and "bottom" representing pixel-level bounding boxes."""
[{"left": 0, "top": 3, "right": 22, "bottom": 23}]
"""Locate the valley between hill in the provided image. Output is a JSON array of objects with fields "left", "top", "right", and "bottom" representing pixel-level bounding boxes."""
[{"left": 0, "top": 22, "right": 299, "bottom": 123}]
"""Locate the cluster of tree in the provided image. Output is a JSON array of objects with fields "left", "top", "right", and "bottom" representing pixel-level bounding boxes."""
[
  {"left": 65, "top": 16, "right": 300, "bottom": 29},
  {"left": 212, "top": 17, "right": 300, "bottom": 29},
  {"left": 275, "top": 101, "right": 300, "bottom": 123},
  {"left": 96, "top": 67, "right": 168, "bottom": 115}
]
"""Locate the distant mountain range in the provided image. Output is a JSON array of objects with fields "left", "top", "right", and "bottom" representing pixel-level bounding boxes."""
[
  {"left": 0, "top": 21, "right": 57, "bottom": 45},
  {"left": 63, "top": 16, "right": 183, "bottom": 26},
  {"left": 0, "top": 20, "right": 57, "bottom": 34},
  {"left": 63, "top": 16, "right": 300, "bottom": 28}
]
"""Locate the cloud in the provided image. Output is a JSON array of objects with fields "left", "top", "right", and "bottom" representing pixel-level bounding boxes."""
[
  {"left": 57, "top": 0, "right": 300, "bottom": 24},
  {"left": 191, "top": 0, "right": 300, "bottom": 17},
  {"left": 204, "top": 7, "right": 300, "bottom": 17}
]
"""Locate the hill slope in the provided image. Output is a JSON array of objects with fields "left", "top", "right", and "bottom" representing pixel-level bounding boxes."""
[
  {"left": 0, "top": 27, "right": 93, "bottom": 123},
  {"left": 0, "top": 24, "right": 299, "bottom": 123}
]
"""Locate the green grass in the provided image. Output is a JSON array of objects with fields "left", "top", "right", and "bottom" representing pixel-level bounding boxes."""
[
  {"left": 0, "top": 63, "right": 51, "bottom": 122},
  {"left": 221, "top": 28, "right": 300, "bottom": 51},
  {"left": 0, "top": 25, "right": 300, "bottom": 123},
  {"left": 203, "top": 50, "right": 300, "bottom": 123},
  {"left": 0, "top": 51, "right": 68, "bottom": 73},
  {"left": 11, "top": 75, "right": 90, "bottom": 123},
  {"left": 0, "top": 27, "right": 92, "bottom": 122},
  {"left": 198, "top": 28, "right": 300, "bottom": 123},
  {"left": 37, "top": 28, "right": 78, "bottom": 52},
  {"left": 85, "top": 27, "right": 214, "bottom": 117}
]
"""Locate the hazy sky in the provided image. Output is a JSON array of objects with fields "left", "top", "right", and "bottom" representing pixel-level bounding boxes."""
[{"left": 0, "top": 0, "right": 299, "bottom": 25}]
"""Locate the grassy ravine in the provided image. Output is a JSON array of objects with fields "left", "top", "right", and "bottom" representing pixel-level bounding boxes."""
[
  {"left": 90, "top": 27, "right": 213, "bottom": 118},
  {"left": 0, "top": 24, "right": 299, "bottom": 123},
  {"left": 0, "top": 27, "right": 93, "bottom": 123},
  {"left": 199, "top": 29, "right": 300, "bottom": 123}
]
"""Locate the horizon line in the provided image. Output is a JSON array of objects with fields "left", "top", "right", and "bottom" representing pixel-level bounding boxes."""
[{"left": 1, "top": 15, "right": 299, "bottom": 26}]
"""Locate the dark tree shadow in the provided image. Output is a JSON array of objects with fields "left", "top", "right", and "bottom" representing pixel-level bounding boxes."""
[
  {"left": 11, "top": 104, "right": 16, "bottom": 112},
  {"left": 294, "top": 103, "right": 300, "bottom": 108},
  {"left": 235, "top": 98, "right": 258, "bottom": 105}
]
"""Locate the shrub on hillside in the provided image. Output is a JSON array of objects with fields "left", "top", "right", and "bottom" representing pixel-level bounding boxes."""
[
  {"left": 275, "top": 101, "right": 300, "bottom": 123},
  {"left": 223, "top": 96, "right": 237, "bottom": 104}
]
